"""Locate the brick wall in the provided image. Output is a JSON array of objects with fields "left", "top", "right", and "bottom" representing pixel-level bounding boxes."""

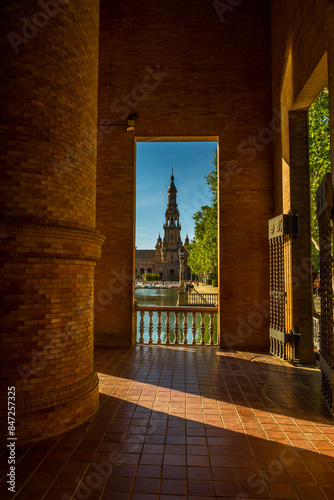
[
  {"left": 95, "top": 0, "right": 274, "bottom": 351},
  {"left": 271, "top": 0, "right": 334, "bottom": 362},
  {"left": 0, "top": 0, "right": 102, "bottom": 444}
]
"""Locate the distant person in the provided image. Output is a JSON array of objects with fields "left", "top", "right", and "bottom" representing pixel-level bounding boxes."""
[{"left": 314, "top": 276, "right": 320, "bottom": 297}]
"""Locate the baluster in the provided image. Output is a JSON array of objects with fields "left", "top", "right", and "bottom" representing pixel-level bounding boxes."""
[
  {"left": 183, "top": 312, "right": 188, "bottom": 344},
  {"left": 148, "top": 310, "right": 153, "bottom": 344},
  {"left": 157, "top": 311, "right": 162, "bottom": 344},
  {"left": 200, "top": 312, "right": 205, "bottom": 345},
  {"left": 166, "top": 311, "right": 170, "bottom": 344},
  {"left": 174, "top": 311, "right": 179, "bottom": 344},
  {"left": 209, "top": 312, "right": 214, "bottom": 345},
  {"left": 139, "top": 310, "right": 145, "bottom": 344},
  {"left": 192, "top": 312, "right": 197, "bottom": 344}
]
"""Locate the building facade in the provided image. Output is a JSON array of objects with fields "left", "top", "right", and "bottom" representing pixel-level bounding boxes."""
[{"left": 135, "top": 171, "right": 190, "bottom": 281}]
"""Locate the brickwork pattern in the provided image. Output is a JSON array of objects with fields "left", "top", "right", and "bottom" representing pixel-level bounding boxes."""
[
  {"left": 0, "top": 0, "right": 102, "bottom": 444},
  {"left": 271, "top": 0, "right": 334, "bottom": 362},
  {"left": 95, "top": 0, "right": 274, "bottom": 350}
]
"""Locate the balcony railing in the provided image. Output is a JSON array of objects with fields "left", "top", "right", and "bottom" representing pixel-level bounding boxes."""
[
  {"left": 313, "top": 312, "right": 321, "bottom": 352},
  {"left": 178, "top": 292, "right": 218, "bottom": 306},
  {"left": 135, "top": 304, "right": 218, "bottom": 345}
]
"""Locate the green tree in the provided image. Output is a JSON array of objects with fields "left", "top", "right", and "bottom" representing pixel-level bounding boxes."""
[
  {"left": 142, "top": 273, "right": 160, "bottom": 281},
  {"left": 187, "top": 150, "right": 218, "bottom": 277},
  {"left": 309, "top": 86, "right": 330, "bottom": 270}
]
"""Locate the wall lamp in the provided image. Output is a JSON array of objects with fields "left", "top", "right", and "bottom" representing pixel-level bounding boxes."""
[{"left": 97, "top": 113, "right": 137, "bottom": 132}]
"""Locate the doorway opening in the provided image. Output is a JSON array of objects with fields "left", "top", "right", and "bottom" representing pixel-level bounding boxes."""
[
  {"left": 308, "top": 85, "right": 330, "bottom": 365},
  {"left": 134, "top": 138, "right": 219, "bottom": 345},
  {"left": 135, "top": 139, "right": 218, "bottom": 286}
]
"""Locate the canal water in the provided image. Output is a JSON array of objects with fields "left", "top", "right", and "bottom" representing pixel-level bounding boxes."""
[
  {"left": 135, "top": 287, "right": 217, "bottom": 344},
  {"left": 135, "top": 287, "right": 178, "bottom": 307}
]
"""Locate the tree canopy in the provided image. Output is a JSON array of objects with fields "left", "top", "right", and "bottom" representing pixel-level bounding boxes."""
[
  {"left": 309, "top": 86, "right": 330, "bottom": 270},
  {"left": 187, "top": 151, "right": 218, "bottom": 277},
  {"left": 142, "top": 273, "right": 160, "bottom": 281}
]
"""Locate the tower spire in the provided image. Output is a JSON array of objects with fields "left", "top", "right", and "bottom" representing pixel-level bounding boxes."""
[{"left": 168, "top": 169, "right": 176, "bottom": 193}]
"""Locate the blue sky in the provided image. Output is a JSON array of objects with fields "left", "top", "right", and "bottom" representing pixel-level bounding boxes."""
[{"left": 136, "top": 141, "right": 217, "bottom": 249}]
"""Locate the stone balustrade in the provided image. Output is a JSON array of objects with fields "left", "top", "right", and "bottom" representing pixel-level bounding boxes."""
[
  {"left": 135, "top": 304, "right": 218, "bottom": 345},
  {"left": 178, "top": 292, "right": 219, "bottom": 306}
]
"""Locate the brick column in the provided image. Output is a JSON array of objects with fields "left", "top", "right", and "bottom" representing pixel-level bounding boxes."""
[
  {"left": 288, "top": 110, "right": 314, "bottom": 363},
  {"left": 0, "top": 0, "right": 103, "bottom": 444}
]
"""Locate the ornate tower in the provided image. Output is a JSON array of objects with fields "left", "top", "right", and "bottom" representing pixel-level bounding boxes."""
[
  {"left": 155, "top": 234, "right": 163, "bottom": 263},
  {"left": 154, "top": 170, "right": 184, "bottom": 281},
  {"left": 162, "top": 170, "right": 182, "bottom": 265}
]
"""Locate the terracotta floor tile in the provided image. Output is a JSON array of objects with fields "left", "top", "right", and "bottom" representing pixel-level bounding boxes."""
[
  {"left": 230, "top": 445, "right": 254, "bottom": 457},
  {"left": 322, "top": 485, "right": 334, "bottom": 499},
  {"left": 101, "top": 492, "right": 129, "bottom": 500},
  {"left": 268, "top": 483, "right": 299, "bottom": 499},
  {"left": 187, "top": 436, "right": 207, "bottom": 445},
  {"left": 312, "top": 440, "right": 334, "bottom": 450},
  {"left": 212, "top": 467, "right": 238, "bottom": 481},
  {"left": 162, "top": 465, "right": 186, "bottom": 479},
  {"left": 136, "top": 464, "right": 161, "bottom": 478},
  {"left": 142, "top": 444, "right": 164, "bottom": 454},
  {"left": 51, "top": 473, "right": 83, "bottom": 489},
  {"left": 131, "top": 494, "right": 158, "bottom": 500},
  {"left": 163, "top": 454, "right": 186, "bottom": 466},
  {"left": 166, "top": 435, "right": 186, "bottom": 445},
  {"left": 233, "top": 456, "right": 259, "bottom": 468},
  {"left": 160, "top": 478, "right": 187, "bottom": 495},
  {"left": 139, "top": 453, "right": 163, "bottom": 465},
  {"left": 187, "top": 466, "right": 212, "bottom": 480},
  {"left": 207, "top": 446, "right": 231, "bottom": 456},
  {"left": 312, "top": 469, "right": 334, "bottom": 485},
  {"left": 236, "top": 467, "right": 264, "bottom": 482},
  {"left": 13, "top": 470, "right": 33, "bottom": 487},
  {"left": 239, "top": 480, "right": 270, "bottom": 498},
  {"left": 188, "top": 479, "right": 215, "bottom": 496},
  {"left": 214, "top": 480, "right": 241, "bottom": 497},
  {"left": 187, "top": 445, "right": 208, "bottom": 455},
  {"left": 188, "top": 455, "right": 211, "bottom": 467},
  {"left": 108, "top": 463, "right": 137, "bottom": 477},
  {"left": 24, "top": 472, "right": 57, "bottom": 489},
  {"left": 210, "top": 455, "right": 234, "bottom": 467},
  {"left": 105, "top": 475, "right": 134, "bottom": 492},
  {"left": 8, "top": 346, "right": 334, "bottom": 499},
  {"left": 160, "top": 496, "right": 186, "bottom": 500},
  {"left": 132, "top": 477, "right": 160, "bottom": 494},
  {"left": 44, "top": 488, "right": 79, "bottom": 499},
  {"left": 164, "top": 444, "right": 186, "bottom": 455},
  {"left": 12, "top": 485, "right": 46, "bottom": 500},
  {"left": 294, "top": 483, "right": 327, "bottom": 500}
]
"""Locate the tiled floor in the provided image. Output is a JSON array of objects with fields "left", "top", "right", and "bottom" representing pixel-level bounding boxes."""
[{"left": 1, "top": 346, "right": 334, "bottom": 499}]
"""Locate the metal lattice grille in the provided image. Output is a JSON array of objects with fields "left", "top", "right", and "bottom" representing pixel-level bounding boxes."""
[
  {"left": 269, "top": 235, "right": 285, "bottom": 333},
  {"left": 318, "top": 208, "right": 333, "bottom": 409},
  {"left": 268, "top": 213, "right": 299, "bottom": 361}
]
